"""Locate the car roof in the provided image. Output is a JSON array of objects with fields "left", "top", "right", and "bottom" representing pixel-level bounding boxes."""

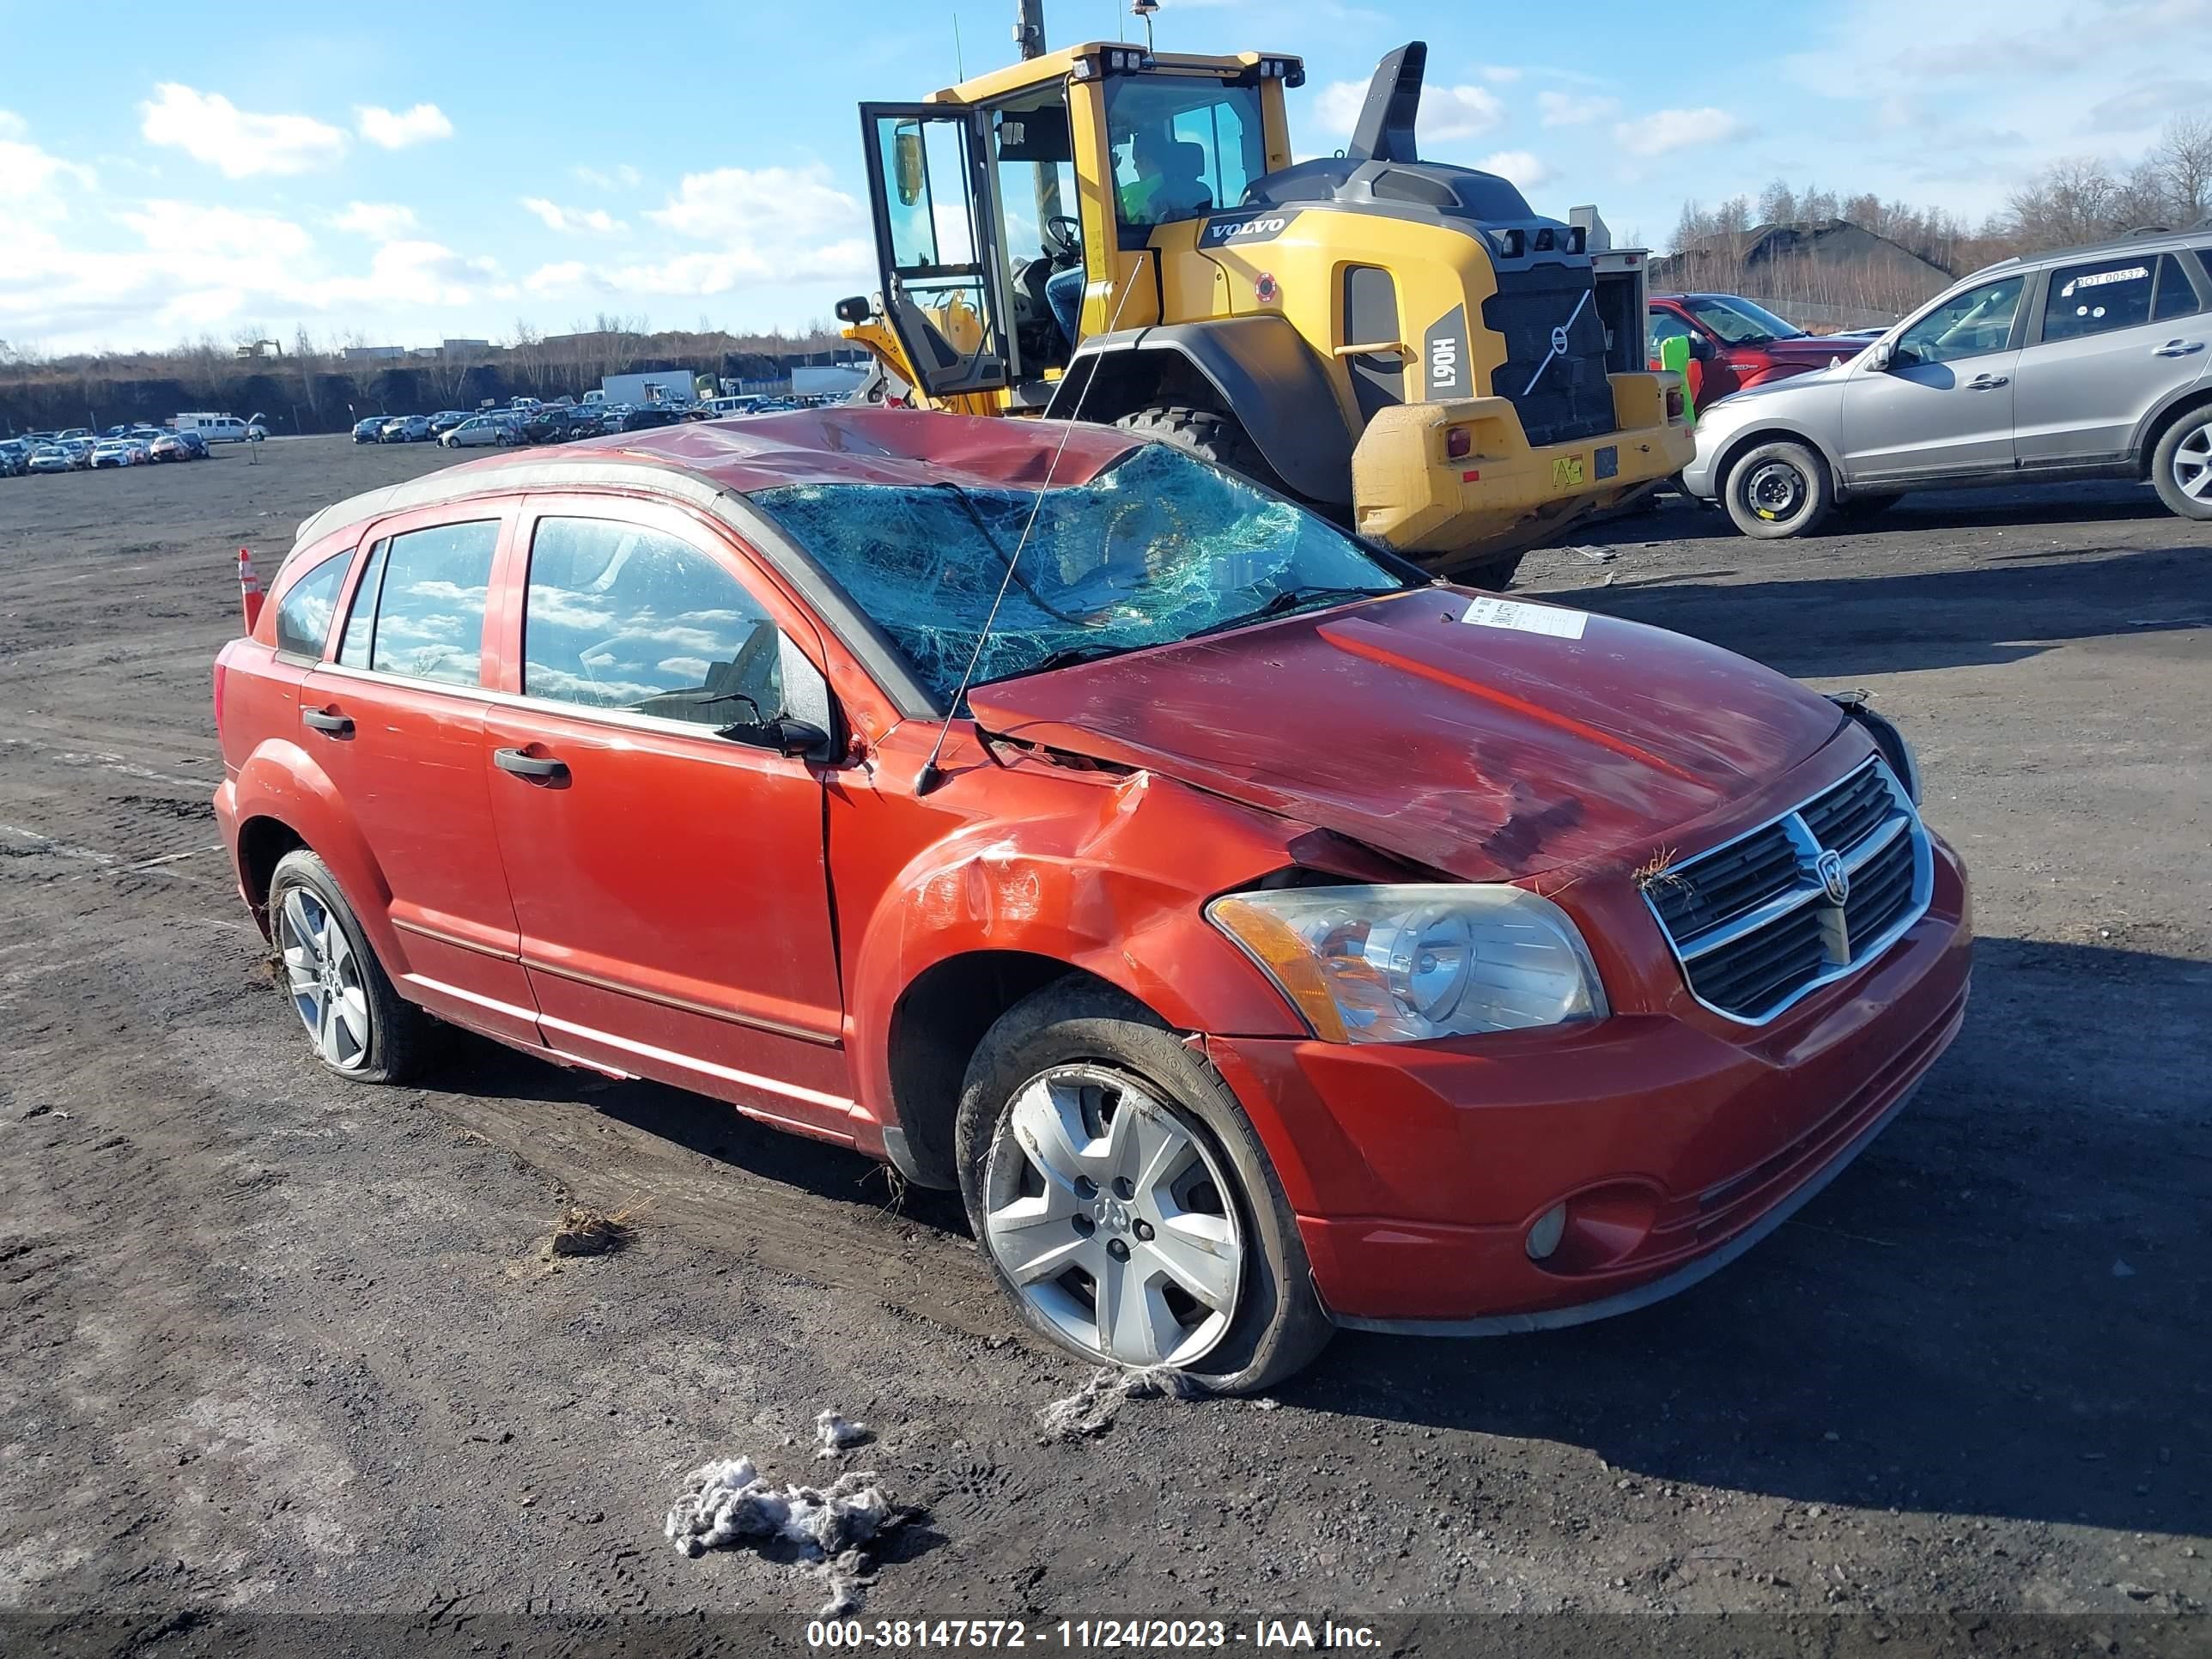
[
  {"left": 293, "top": 408, "right": 1140, "bottom": 550},
  {"left": 1961, "top": 222, "right": 2212, "bottom": 283}
]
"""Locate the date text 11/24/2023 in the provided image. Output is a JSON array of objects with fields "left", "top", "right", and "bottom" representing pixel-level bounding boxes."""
[{"left": 805, "top": 1617, "right": 1382, "bottom": 1650}]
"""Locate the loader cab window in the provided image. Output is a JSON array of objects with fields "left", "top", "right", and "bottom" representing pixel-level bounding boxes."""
[
  {"left": 990, "top": 89, "right": 1085, "bottom": 366},
  {"left": 1105, "top": 76, "right": 1265, "bottom": 248}
]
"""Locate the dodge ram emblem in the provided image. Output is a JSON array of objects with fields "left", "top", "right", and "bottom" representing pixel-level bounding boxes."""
[{"left": 1817, "top": 848, "right": 1850, "bottom": 906}]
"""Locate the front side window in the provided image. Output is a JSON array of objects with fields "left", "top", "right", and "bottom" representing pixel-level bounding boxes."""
[
  {"left": 357, "top": 520, "right": 498, "bottom": 687},
  {"left": 274, "top": 550, "right": 351, "bottom": 659},
  {"left": 1104, "top": 76, "right": 1264, "bottom": 246},
  {"left": 750, "top": 444, "right": 1409, "bottom": 708},
  {"left": 1896, "top": 276, "right": 2025, "bottom": 366},
  {"left": 522, "top": 517, "right": 784, "bottom": 726},
  {"left": 2042, "top": 255, "right": 2155, "bottom": 342},
  {"left": 1647, "top": 307, "right": 1696, "bottom": 356}
]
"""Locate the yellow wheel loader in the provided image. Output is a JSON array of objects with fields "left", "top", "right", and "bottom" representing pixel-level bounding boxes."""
[{"left": 838, "top": 40, "right": 1692, "bottom": 587}]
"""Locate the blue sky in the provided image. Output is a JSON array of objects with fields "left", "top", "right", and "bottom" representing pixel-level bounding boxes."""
[{"left": 2, "top": 0, "right": 2204, "bottom": 354}]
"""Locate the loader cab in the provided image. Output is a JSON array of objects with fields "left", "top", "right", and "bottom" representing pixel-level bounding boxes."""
[{"left": 856, "top": 45, "right": 1297, "bottom": 410}]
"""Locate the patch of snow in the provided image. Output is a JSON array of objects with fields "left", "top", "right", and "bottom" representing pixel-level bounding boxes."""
[
  {"left": 815, "top": 1408, "right": 871, "bottom": 1458},
  {"left": 665, "top": 1454, "right": 905, "bottom": 1617},
  {"left": 1036, "top": 1365, "right": 1206, "bottom": 1442}
]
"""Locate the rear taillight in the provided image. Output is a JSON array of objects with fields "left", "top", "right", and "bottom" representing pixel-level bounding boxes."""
[{"left": 1446, "top": 425, "right": 1474, "bottom": 459}]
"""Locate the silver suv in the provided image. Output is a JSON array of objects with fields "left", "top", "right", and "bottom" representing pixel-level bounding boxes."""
[{"left": 1682, "top": 225, "right": 2212, "bottom": 537}]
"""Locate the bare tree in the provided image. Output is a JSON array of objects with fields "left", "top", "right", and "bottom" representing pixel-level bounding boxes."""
[
  {"left": 1757, "top": 178, "right": 1798, "bottom": 228},
  {"left": 2152, "top": 113, "right": 2212, "bottom": 224}
]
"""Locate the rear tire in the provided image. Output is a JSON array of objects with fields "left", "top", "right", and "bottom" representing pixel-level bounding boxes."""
[
  {"left": 1722, "top": 439, "right": 1832, "bottom": 539},
  {"left": 1112, "top": 404, "right": 1288, "bottom": 495},
  {"left": 955, "top": 978, "right": 1333, "bottom": 1394},
  {"left": 2150, "top": 405, "right": 2212, "bottom": 520},
  {"left": 267, "top": 849, "right": 436, "bottom": 1085}
]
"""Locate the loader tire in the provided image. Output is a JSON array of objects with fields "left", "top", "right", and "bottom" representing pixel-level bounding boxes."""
[{"left": 1112, "top": 405, "right": 1287, "bottom": 495}]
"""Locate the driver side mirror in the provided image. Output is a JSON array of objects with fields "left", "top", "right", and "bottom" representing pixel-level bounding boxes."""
[
  {"left": 1686, "top": 334, "right": 1717, "bottom": 362},
  {"left": 892, "top": 128, "right": 926, "bottom": 208}
]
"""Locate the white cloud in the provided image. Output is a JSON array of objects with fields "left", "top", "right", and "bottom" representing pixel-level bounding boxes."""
[
  {"left": 122, "top": 201, "right": 315, "bottom": 259},
  {"left": 1314, "top": 78, "right": 1504, "bottom": 144},
  {"left": 1538, "top": 90, "right": 1622, "bottom": 128},
  {"left": 1480, "top": 65, "right": 1523, "bottom": 83},
  {"left": 651, "top": 164, "right": 859, "bottom": 242},
  {"left": 356, "top": 103, "right": 453, "bottom": 149},
  {"left": 520, "top": 198, "right": 626, "bottom": 235},
  {"left": 574, "top": 163, "right": 642, "bottom": 191},
  {"left": 1476, "top": 150, "right": 1555, "bottom": 191},
  {"left": 0, "top": 111, "right": 24, "bottom": 140},
  {"left": 333, "top": 202, "right": 419, "bottom": 240},
  {"left": 139, "top": 84, "right": 347, "bottom": 178},
  {"left": 526, "top": 260, "right": 590, "bottom": 295},
  {"left": 1617, "top": 106, "right": 1752, "bottom": 156},
  {"left": 1424, "top": 85, "right": 1508, "bottom": 144}
]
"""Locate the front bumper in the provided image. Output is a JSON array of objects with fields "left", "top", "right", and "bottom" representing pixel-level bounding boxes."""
[
  {"left": 1206, "top": 836, "right": 1972, "bottom": 1330},
  {"left": 1349, "top": 372, "right": 1696, "bottom": 564}
]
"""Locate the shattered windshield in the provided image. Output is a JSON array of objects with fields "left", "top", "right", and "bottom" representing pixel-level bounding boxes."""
[{"left": 749, "top": 444, "right": 1410, "bottom": 709}]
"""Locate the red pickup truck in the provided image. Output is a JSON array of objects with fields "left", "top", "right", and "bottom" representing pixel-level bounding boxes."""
[{"left": 1648, "top": 293, "right": 1870, "bottom": 402}]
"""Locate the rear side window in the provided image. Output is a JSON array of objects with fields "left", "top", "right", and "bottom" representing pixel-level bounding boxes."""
[
  {"left": 521, "top": 516, "right": 783, "bottom": 726},
  {"left": 350, "top": 520, "right": 498, "bottom": 687},
  {"left": 273, "top": 551, "right": 351, "bottom": 659},
  {"left": 2151, "top": 252, "right": 2204, "bottom": 321},
  {"left": 2042, "top": 256, "right": 2155, "bottom": 341}
]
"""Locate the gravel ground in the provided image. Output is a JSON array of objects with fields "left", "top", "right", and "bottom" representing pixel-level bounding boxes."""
[{"left": 0, "top": 436, "right": 2205, "bottom": 1654}]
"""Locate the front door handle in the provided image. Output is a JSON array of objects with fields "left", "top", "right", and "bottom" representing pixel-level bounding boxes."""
[
  {"left": 1966, "top": 374, "right": 2009, "bottom": 390},
  {"left": 301, "top": 708, "right": 354, "bottom": 738},
  {"left": 494, "top": 747, "right": 569, "bottom": 784},
  {"left": 2153, "top": 339, "right": 2205, "bottom": 357}
]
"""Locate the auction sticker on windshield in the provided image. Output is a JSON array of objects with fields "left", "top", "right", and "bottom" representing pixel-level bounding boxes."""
[{"left": 1460, "top": 596, "right": 1588, "bottom": 640}]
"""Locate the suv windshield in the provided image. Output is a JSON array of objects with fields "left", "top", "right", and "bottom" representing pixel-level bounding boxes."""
[
  {"left": 1684, "top": 295, "right": 1806, "bottom": 344},
  {"left": 750, "top": 444, "right": 1410, "bottom": 708}
]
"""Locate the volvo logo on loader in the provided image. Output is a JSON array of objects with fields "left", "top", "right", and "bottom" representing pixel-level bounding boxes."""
[{"left": 1200, "top": 212, "right": 1295, "bottom": 248}]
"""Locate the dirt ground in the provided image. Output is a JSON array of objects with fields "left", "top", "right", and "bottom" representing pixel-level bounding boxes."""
[{"left": 0, "top": 436, "right": 2206, "bottom": 1655}]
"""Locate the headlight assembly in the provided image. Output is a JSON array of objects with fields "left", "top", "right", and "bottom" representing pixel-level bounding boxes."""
[{"left": 1206, "top": 883, "right": 1607, "bottom": 1044}]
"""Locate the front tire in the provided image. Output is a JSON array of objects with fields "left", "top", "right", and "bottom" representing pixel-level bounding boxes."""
[
  {"left": 1113, "top": 404, "right": 1288, "bottom": 495},
  {"left": 955, "top": 980, "right": 1332, "bottom": 1394},
  {"left": 2151, "top": 405, "right": 2212, "bottom": 520},
  {"left": 267, "top": 849, "right": 435, "bottom": 1084},
  {"left": 1723, "top": 439, "right": 1832, "bottom": 538}
]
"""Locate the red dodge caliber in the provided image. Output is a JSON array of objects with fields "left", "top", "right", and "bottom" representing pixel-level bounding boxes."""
[{"left": 213, "top": 409, "right": 1970, "bottom": 1390}]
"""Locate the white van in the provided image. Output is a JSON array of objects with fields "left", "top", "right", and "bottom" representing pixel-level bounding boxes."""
[
  {"left": 174, "top": 412, "right": 267, "bottom": 443},
  {"left": 702, "top": 395, "right": 763, "bottom": 420}
]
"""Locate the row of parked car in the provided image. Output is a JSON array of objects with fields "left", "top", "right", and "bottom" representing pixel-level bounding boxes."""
[
  {"left": 1, "top": 426, "right": 214, "bottom": 476},
  {"left": 349, "top": 394, "right": 821, "bottom": 453}
]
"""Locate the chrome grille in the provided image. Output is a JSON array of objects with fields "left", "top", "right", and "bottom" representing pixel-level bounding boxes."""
[{"left": 1644, "top": 760, "right": 1932, "bottom": 1024}]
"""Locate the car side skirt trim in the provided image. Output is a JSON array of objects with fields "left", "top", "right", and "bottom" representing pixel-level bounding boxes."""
[
  {"left": 1331, "top": 1080, "right": 1923, "bottom": 1337},
  {"left": 533, "top": 1012, "right": 859, "bottom": 1120}
]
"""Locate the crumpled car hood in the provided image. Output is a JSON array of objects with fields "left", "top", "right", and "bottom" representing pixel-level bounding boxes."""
[{"left": 965, "top": 589, "right": 1845, "bottom": 882}]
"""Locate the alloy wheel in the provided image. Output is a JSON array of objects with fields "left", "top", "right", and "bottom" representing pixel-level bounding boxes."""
[
  {"left": 982, "top": 1065, "right": 1244, "bottom": 1369},
  {"left": 277, "top": 884, "right": 370, "bottom": 1071},
  {"left": 2174, "top": 426, "right": 2212, "bottom": 502}
]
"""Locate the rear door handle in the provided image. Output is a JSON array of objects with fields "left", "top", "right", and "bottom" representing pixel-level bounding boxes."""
[
  {"left": 301, "top": 708, "right": 354, "bottom": 738},
  {"left": 1966, "top": 374, "right": 2009, "bottom": 390},
  {"left": 2153, "top": 339, "right": 2204, "bottom": 357},
  {"left": 494, "top": 747, "right": 569, "bottom": 783}
]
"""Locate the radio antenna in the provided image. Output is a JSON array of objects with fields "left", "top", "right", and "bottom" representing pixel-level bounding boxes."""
[{"left": 914, "top": 264, "right": 1146, "bottom": 796}]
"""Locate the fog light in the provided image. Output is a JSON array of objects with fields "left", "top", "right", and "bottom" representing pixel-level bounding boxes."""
[{"left": 1525, "top": 1203, "right": 1568, "bottom": 1261}]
